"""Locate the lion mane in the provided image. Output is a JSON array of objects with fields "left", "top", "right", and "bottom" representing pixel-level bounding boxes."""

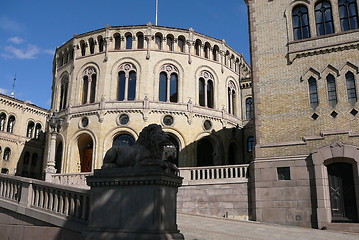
[{"left": 102, "top": 124, "right": 170, "bottom": 169}]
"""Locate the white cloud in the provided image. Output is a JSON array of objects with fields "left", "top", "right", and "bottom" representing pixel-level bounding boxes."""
[
  {"left": 42, "top": 49, "right": 54, "bottom": 55},
  {"left": 3, "top": 44, "right": 41, "bottom": 59},
  {"left": 0, "top": 88, "right": 10, "bottom": 95},
  {"left": 0, "top": 16, "right": 23, "bottom": 32},
  {"left": 8, "top": 37, "right": 25, "bottom": 44}
]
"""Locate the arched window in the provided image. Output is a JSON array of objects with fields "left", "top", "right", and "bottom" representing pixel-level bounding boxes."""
[
  {"left": 212, "top": 45, "right": 219, "bottom": 61},
  {"left": 246, "top": 97, "right": 253, "bottom": 119},
  {"left": 308, "top": 77, "right": 319, "bottom": 109},
  {"left": 31, "top": 153, "right": 38, "bottom": 166},
  {"left": 27, "top": 121, "right": 35, "bottom": 138},
  {"left": 137, "top": 32, "right": 144, "bottom": 49},
  {"left": 198, "top": 71, "right": 214, "bottom": 108},
  {"left": 7, "top": 115, "right": 15, "bottom": 133},
  {"left": 315, "top": 1, "right": 335, "bottom": 36},
  {"left": 80, "top": 40, "right": 86, "bottom": 56},
  {"left": 97, "top": 36, "right": 104, "bottom": 52},
  {"left": 229, "top": 142, "right": 240, "bottom": 165},
  {"left": 118, "top": 63, "right": 137, "bottom": 101},
  {"left": 59, "top": 76, "right": 69, "bottom": 110},
  {"left": 167, "top": 34, "right": 174, "bottom": 51},
  {"left": 177, "top": 36, "right": 185, "bottom": 52},
  {"left": 346, "top": 71, "right": 357, "bottom": 103},
  {"left": 327, "top": 74, "right": 338, "bottom": 106},
  {"left": 114, "top": 33, "right": 121, "bottom": 50},
  {"left": 197, "top": 137, "right": 214, "bottom": 166},
  {"left": 89, "top": 38, "right": 95, "bottom": 54},
  {"left": 55, "top": 142, "right": 63, "bottom": 173},
  {"left": 339, "top": 0, "right": 359, "bottom": 31},
  {"left": 0, "top": 113, "right": 6, "bottom": 131},
  {"left": 113, "top": 134, "right": 135, "bottom": 147},
  {"left": 23, "top": 151, "right": 30, "bottom": 165},
  {"left": 82, "top": 67, "right": 97, "bottom": 104},
  {"left": 159, "top": 64, "right": 179, "bottom": 102},
  {"left": 247, "top": 137, "right": 255, "bottom": 153},
  {"left": 228, "top": 81, "right": 237, "bottom": 115},
  {"left": 195, "top": 39, "right": 201, "bottom": 56},
  {"left": 163, "top": 134, "right": 180, "bottom": 166},
  {"left": 204, "top": 42, "right": 211, "bottom": 59},
  {"left": 292, "top": 5, "right": 311, "bottom": 40},
  {"left": 3, "top": 147, "right": 11, "bottom": 161},
  {"left": 125, "top": 33, "right": 132, "bottom": 49},
  {"left": 155, "top": 33, "right": 162, "bottom": 50},
  {"left": 35, "top": 123, "right": 41, "bottom": 140}
]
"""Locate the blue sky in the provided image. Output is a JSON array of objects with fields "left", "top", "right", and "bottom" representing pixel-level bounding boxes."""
[{"left": 0, "top": 0, "right": 249, "bottom": 109}]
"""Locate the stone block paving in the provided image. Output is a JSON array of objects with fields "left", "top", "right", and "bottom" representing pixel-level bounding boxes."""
[{"left": 178, "top": 214, "right": 359, "bottom": 240}]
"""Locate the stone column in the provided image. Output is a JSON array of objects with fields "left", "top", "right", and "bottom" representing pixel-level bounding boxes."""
[
  {"left": 85, "top": 167, "right": 184, "bottom": 240},
  {"left": 44, "top": 130, "right": 57, "bottom": 181}
]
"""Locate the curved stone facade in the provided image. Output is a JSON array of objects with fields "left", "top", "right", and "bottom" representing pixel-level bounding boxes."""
[{"left": 48, "top": 24, "right": 253, "bottom": 174}]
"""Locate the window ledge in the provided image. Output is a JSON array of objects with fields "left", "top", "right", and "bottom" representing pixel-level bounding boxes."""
[{"left": 287, "top": 29, "right": 359, "bottom": 64}]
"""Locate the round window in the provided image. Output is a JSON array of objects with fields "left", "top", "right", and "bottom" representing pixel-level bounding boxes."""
[
  {"left": 81, "top": 117, "right": 89, "bottom": 128},
  {"left": 163, "top": 115, "right": 174, "bottom": 126},
  {"left": 119, "top": 114, "right": 129, "bottom": 125},
  {"left": 203, "top": 120, "right": 212, "bottom": 130}
]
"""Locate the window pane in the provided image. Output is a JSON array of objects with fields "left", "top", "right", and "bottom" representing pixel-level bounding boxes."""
[
  {"left": 207, "top": 80, "right": 214, "bottom": 108},
  {"left": 199, "top": 78, "right": 205, "bottom": 106},
  {"left": 128, "top": 71, "right": 136, "bottom": 101},
  {"left": 170, "top": 73, "right": 178, "bottom": 102},
  {"left": 159, "top": 72, "right": 167, "bottom": 102},
  {"left": 126, "top": 36, "right": 132, "bottom": 49},
  {"left": 118, "top": 72, "right": 125, "bottom": 101}
]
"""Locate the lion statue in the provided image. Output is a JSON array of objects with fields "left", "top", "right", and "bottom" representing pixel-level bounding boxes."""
[{"left": 102, "top": 124, "right": 178, "bottom": 172}]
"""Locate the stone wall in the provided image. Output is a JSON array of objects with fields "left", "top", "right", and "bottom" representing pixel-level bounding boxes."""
[{"left": 177, "top": 182, "right": 249, "bottom": 220}]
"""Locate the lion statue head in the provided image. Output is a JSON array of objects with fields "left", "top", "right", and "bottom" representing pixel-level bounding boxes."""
[{"left": 136, "top": 124, "right": 169, "bottom": 160}]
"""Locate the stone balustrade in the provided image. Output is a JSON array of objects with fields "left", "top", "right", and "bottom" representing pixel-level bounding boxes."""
[
  {"left": 49, "top": 164, "right": 249, "bottom": 187},
  {"left": 0, "top": 174, "right": 89, "bottom": 232}
]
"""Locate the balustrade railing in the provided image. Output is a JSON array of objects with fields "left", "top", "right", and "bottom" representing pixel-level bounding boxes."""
[
  {"left": 0, "top": 174, "right": 90, "bottom": 225},
  {"left": 51, "top": 172, "right": 91, "bottom": 189}
]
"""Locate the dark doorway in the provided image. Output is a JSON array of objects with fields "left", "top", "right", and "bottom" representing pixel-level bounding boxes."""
[
  {"left": 78, "top": 134, "right": 93, "bottom": 173},
  {"left": 328, "top": 162, "right": 358, "bottom": 222},
  {"left": 55, "top": 142, "right": 63, "bottom": 173},
  {"left": 163, "top": 134, "right": 179, "bottom": 166},
  {"left": 197, "top": 137, "right": 213, "bottom": 166}
]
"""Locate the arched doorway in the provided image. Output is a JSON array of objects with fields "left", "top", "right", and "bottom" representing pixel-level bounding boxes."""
[
  {"left": 113, "top": 133, "right": 135, "bottom": 147},
  {"left": 327, "top": 162, "right": 358, "bottom": 222},
  {"left": 163, "top": 134, "right": 180, "bottom": 166},
  {"left": 228, "top": 142, "right": 240, "bottom": 165},
  {"left": 55, "top": 142, "right": 63, "bottom": 173},
  {"left": 78, "top": 134, "right": 93, "bottom": 172},
  {"left": 197, "top": 137, "right": 213, "bottom": 166}
]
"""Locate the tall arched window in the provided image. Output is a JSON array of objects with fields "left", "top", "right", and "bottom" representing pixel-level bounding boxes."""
[
  {"left": 55, "top": 142, "right": 63, "bottom": 173},
  {"left": 246, "top": 97, "right": 253, "bottom": 119},
  {"left": 204, "top": 42, "right": 211, "bottom": 59},
  {"left": 0, "top": 113, "right": 6, "bottom": 131},
  {"left": 339, "top": 0, "right": 359, "bottom": 31},
  {"left": 198, "top": 71, "right": 214, "bottom": 108},
  {"left": 315, "top": 1, "right": 335, "bottom": 35},
  {"left": 114, "top": 33, "right": 121, "bottom": 50},
  {"left": 35, "top": 123, "right": 41, "bottom": 140},
  {"left": 292, "top": 5, "right": 311, "bottom": 40},
  {"left": 197, "top": 137, "right": 214, "bottom": 166},
  {"left": 177, "top": 36, "right": 185, "bottom": 52},
  {"left": 155, "top": 33, "right": 162, "bottom": 50},
  {"left": 212, "top": 45, "right": 219, "bottom": 61},
  {"left": 3, "top": 147, "right": 11, "bottom": 161},
  {"left": 97, "top": 35, "right": 104, "bottom": 52},
  {"left": 228, "top": 81, "right": 237, "bottom": 115},
  {"left": 118, "top": 63, "right": 137, "bottom": 101},
  {"left": 89, "top": 38, "right": 95, "bottom": 54},
  {"left": 137, "top": 32, "right": 144, "bottom": 49},
  {"left": 23, "top": 151, "right": 30, "bottom": 165},
  {"left": 308, "top": 77, "right": 319, "bottom": 109},
  {"left": 167, "top": 34, "right": 174, "bottom": 51},
  {"left": 247, "top": 137, "right": 255, "bottom": 153},
  {"left": 346, "top": 71, "right": 357, "bottom": 103},
  {"left": 7, "top": 115, "right": 15, "bottom": 133},
  {"left": 159, "top": 64, "right": 179, "bottom": 102},
  {"left": 27, "top": 121, "right": 35, "bottom": 138},
  {"left": 82, "top": 67, "right": 97, "bottom": 104},
  {"left": 59, "top": 76, "right": 69, "bottom": 110},
  {"left": 195, "top": 39, "right": 201, "bottom": 56},
  {"left": 80, "top": 40, "right": 86, "bottom": 56},
  {"left": 327, "top": 74, "right": 338, "bottom": 106},
  {"left": 125, "top": 33, "right": 132, "bottom": 49}
]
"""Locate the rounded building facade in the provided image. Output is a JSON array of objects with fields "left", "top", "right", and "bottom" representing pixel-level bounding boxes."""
[{"left": 48, "top": 24, "right": 252, "bottom": 174}]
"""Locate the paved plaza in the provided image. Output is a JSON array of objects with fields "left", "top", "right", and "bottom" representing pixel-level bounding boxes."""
[{"left": 178, "top": 214, "right": 359, "bottom": 240}]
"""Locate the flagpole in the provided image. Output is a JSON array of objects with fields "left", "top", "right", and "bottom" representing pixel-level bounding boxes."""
[{"left": 155, "top": 0, "right": 158, "bottom": 26}]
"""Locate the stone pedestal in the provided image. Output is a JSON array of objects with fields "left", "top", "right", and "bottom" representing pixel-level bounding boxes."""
[{"left": 85, "top": 166, "right": 184, "bottom": 240}]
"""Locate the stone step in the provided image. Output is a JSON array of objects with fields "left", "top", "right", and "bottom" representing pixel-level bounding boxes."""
[{"left": 326, "top": 223, "right": 359, "bottom": 234}]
